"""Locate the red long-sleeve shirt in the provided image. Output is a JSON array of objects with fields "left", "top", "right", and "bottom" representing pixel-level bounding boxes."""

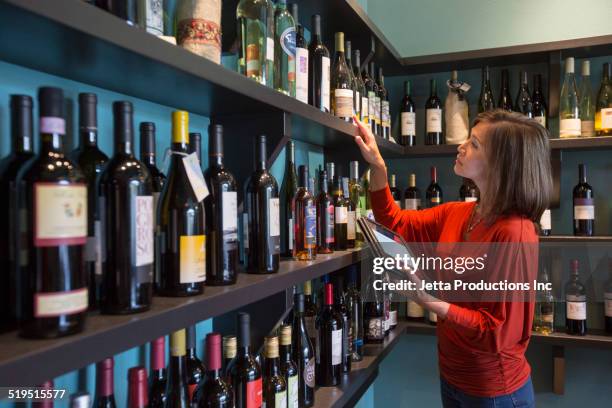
[{"left": 371, "top": 186, "right": 538, "bottom": 397}]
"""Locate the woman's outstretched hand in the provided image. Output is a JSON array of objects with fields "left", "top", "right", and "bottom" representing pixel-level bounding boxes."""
[{"left": 353, "top": 115, "right": 385, "bottom": 170}]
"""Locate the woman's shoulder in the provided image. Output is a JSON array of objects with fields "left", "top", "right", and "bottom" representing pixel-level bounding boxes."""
[{"left": 490, "top": 215, "right": 538, "bottom": 243}]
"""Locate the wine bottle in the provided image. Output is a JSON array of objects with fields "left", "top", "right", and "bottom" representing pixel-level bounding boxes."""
[
  {"left": 149, "top": 337, "right": 167, "bottom": 408},
  {"left": 230, "top": 313, "right": 263, "bottom": 408},
  {"left": 137, "top": 0, "right": 164, "bottom": 35},
  {"left": 573, "top": 163, "right": 594, "bottom": 236},
  {"left": 246, "top": 135, "right": 280, "bottom": 273},
  {"left": 406, "top": 300, "right": 425, "bottom": 322},
  {"left": 565, "top": 260, "right": 587, "bottom": 336},
  {"left": 274, "top": 0, "right": 296, "bottom": 96},
  {"left": 139, "top": 122, "right": 166, "bottom": 203},
  {"left": 331, "top": 32, "right": 354, "bottom": 122},
  {"left": 400, "top": 80, "right": 416, "bottom": 146},
  {"left": 343, "top": 177, "right": 356, "bottom": 248},
  {"left": 426, "top": 166, "right": 443, "bottom": 207},
  {"left": 33, "top": 380, "right": 54, "bottom": 408},
  {"left": 364, "top": 63, "right": 379, "bottom": 135},
  {"left": 348, "top": 161, "right": 364, "bottom": 243},
  {"left": 425, "top": 79, "right": 443, "bottom": 145},
  {"left": 459, "top": 178, "right": 478, "bottom": 202},
  {"left": 534, "top": 267, "right": 554, "bottom": 335},
  {"left": 595, "top": 62, "right": 612, "bottom": 136},
  {"left": 515, "top": 71, "right": 533, "bottom": 117},
  {"left": 428, "top": 310, "right": 438, "bottom": 326},
  {"left": 176, "top": 0, "right": 222, "bottom": 64},
  {"left": 291, "top": 4, "right": 309, "bottom": 104},
  {"left": 96, "top": 0, "right": 137, "bottom": 25},
  {"left": 382, "top": 270, "right": 391, "bottom": 336},
  {"left": 403, "top": 171, "right": 423, "bottom": 212},
  {"left": 263, "top": 336, "right": 287, "bottom": 407},
  {"left": 539, "top": 208, "right": 552, "bottom": 236},
  {"left": 498, "top": 69, "right": 514, "bottom": 111},
  {"left": 315, "top": 283, "right": 343, "bottom": 386},
  {"left": 186, "top": 325, "right": 205, "bottom": 401},
  {"left": 157, "top": 111, "right": 206, "bottom": 296},
  {"left": 291, "top": 293, "right": 315, "bottom": 407},
  {"left": 303, "top": 281, "right": 318, "bottom": 348},
  {"left": 167, "top": 329, "right": 190, "bottom": 406},
  {"left": 18, "top": 87, "right": 88, "bottom": 339},
  {"left": 316, "top": 170, "right": 334, "bottom": 254},
  {"left": 281, "top": 141, "right": 298, "bottom": 257},
  {"left": 237, "top": 0, "right": 272, "bottom": 86},
  {"left": 99, "top": 101, "right": 154, "bottom": 314},
  {"left": 378, "top": 68, "right": 391, "bottom": 140},
  {"left": 353, "top": 50, "right": 368, "bottom": 123},
  {"left": 478, "top": 66, "right": 495, "bottom": 113},
  {"left": 195, "top": 333, "right": 234, "bottom": 407},
  {"left": 204, "top": 124, "right": 238, "bottom": 286},
  {"left": 388, "top": 297, "right": 398, "bottom": 330},
  {"left": 189, "top": 132, "right": 202, "bottom": 168},
  {"left": 560, "top": 57, "right": 581, "bottom": 138},
  {"left": 361, "top": 169, "right": 374, "bottom": 220},
  {"left": 364, "top": 273, "right": 385, "bottom": 344},
  {"left": 332, "top": 176, "right": 348, "bottom": 251},
  {"left": 70, "top": 392, "right": 91, "bottom": 408},
  {"left": 333, "top": 275, "right": 351, "bottom": 373},
  {"left": 444, "top": 70, "right": 470, "bottom": 145},
  {"left": 346, "top": 266, "right": 363, "bottom": 361},
  {"left": 94, "top": 358, "right": 117, "bottom": 408},
  {"left": 223, "top": 335, "right": 237, "bottom": 381},
  {"left": 308, "top": 14, "right": 330, "bottom": 112},
  {"left": 325, "top": 162, "right": 335, "bottom": 194},
  {"left": 345, "top": 41, "right": 359, "bottom": 120},
  {"left": 70, "top": 93, "right": 109, "bottom": 309},
  {"left": 579, "top": 60, "right": 595, "bottom": 137},
  {"left": 279, "top": 325, "right": 299, "bottom": 408},
  {"left": 128, "top": 366, "right": 149, "bottom": 408},
  {"left": 532, "top": 74, "right": 548, "bottom": 127},
  {"left": 0, "top": 94, "right": 34, "bottom": 331},
  {"left": 389, "top": 175, "right": 401, "bottom": 207},
  {"left": 293, "top": 165, "right": 317, "bottom": 261},
  {"left": 605, "top": 267, "right": 612, "bottom": 334}
]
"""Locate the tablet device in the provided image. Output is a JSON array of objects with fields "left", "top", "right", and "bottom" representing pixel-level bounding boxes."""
[{"left": 357, "top": 217, "right": 416, "bottom": 261}]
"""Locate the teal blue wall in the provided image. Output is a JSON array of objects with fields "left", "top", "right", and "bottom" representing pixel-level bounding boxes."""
[{"left": 366, "top": 0, "right": 612, "bottom": 57}]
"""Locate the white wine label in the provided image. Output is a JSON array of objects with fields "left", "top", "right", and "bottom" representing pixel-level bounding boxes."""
[
  {"left": 534, "top": 115, "right": 546, "bottom": 127},
  {"left": 560, "top": 118, "right": 581, "bottom": 137},
  {"left": 288, "top": 374, "right": 298, "bottom": 408},
  {"left": 295, "top": 47, "right": 309, "bottom": 103},
  {"left": 266, "top": 37, "right": 274, "bottom": 62},
  {"left": 573, "top": 203, "right": 595, "bottom": 220},
  {"left": 368, "top": 92, "right": 376, "bottom": 124},
  {"left": 605, "top": 297, "right": 612, "bottom": 317},
  {"left": 179, "top": 235, "right": 206, "bottom": 283},
  {"left": 331, "top": 329, "right": 342, "bottom": 366},
  {"left": 540, "top": 209, "right": 551, "bottom": 230},
  {"left": 401, "top": 112, "right": 416, "bottom": 136},
  {"left": 374, "top": 96, "right": 381, "bottom": 122},
  {"left": 269, "top": 197, "right": 281, "bottom": 237},
  {"left": 382, "top": 101, "right": 390, "bottom": 127},
  {"left": 601, "top": 108, "right": 612, "bottom": 129},
  {"left": 135, "top": 195, "right": 154, "bottom": 267},
  {"left": 383, "top": 315, "right": 388, "bottom": 331},
  {"left": 304, "top": 357, "right": 315, "bottom": 388},
  {"left": 542, "top": 313, "right": 554, "bottom": 323},
  {"left": 335, "top": 206, "right": 348, "bottom": 224},
  {"left": 334, "top": 88, "right": 354, "bottom": 118},
  {"left": 389, "top": 310, "right": 398, "bottom": 326},
  {"left": 183, "top": 153, "right": 209, "bottom": 202},
  {"left": 34, "top": 183, "right": 87, "bottom": 247},
  {"left": 288, "top": 217, "right": 294, "bottom": 250},
  {"left": 404, "top": 198, "right": 420, "bottom": 210},
  {"left": 274, "top": 390, "right": 287, "bottom": 408},
  {"left": 321, "top": 56, "right": 331, "bottom": 112},
  {"left": 243, "top": 213, "right": 249, "bottom": 249},
  {"left": 222, "top": 192, "right": 238, "bottom": 231},
  {"left": 355, "top": 91, "right": 361, "bottom": 116},
  {"left": 347, "top": 210, "right": 356, "bottom": 239},
  {"left": 361, "top": 96, "right": 369, "bottom": 120},
  {"left": 34, "top": 287, "right": 88, "bottom": 318},
  {"left": 566, "top": 301, "right": 586, "bottom": 320},
  {"left": 143, "top": 0, "right": 163, "bottom": 35},
  {"left": 581, "top": 120, "right": 595, "bottom": 137},
  {"left": 407, "top": 301, "right": 424, "bottom": 318},
  {"left": 464, "top": 197, "right": 478, "bottom": 203},
  {"left": 426, "top": 108, "right": 442, "bottom": 133}
]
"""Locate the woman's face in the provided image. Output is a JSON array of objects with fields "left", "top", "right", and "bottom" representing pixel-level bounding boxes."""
[{"left": 454, "top": 122, "right": 488, "bottom": 184}]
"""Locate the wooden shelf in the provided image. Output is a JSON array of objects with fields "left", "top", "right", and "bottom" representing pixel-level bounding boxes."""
[
  {"left": 549, "top": 136, "right": 612, "bottom": 151},
  {"left": 0, "top": 248, "right": 367, "bottom": 386},
  {"left": 540, "top": 235, "right": 612, "bottom": 243},
  {"left": 403, "top": 144, "right": 460, "bottom": 158}
]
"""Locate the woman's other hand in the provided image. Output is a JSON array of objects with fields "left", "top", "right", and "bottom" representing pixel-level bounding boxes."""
[{"left": 353, "top": 115, "right": 385, "bottom": 170}]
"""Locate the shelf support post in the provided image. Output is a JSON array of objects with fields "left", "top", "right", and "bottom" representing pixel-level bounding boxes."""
[{"left": 552, "top": 345, "right": 565, "bottom": 395}]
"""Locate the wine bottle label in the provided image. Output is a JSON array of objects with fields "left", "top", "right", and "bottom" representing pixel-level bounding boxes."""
[
  {"left": 540, "top": 209, "right": 551, "bottom": 230},
  {"left": 542, "top": 313, "right": 554, "bottom": 323},
  {"left": 404, "top": 198, "right": 421, "bottom": 210},
  {"left": 347, "top": 211, "right": 356, "bottom": 240},
  {"left": 40, "top": 117, "right": 65, "bottom": 134},
  {"left": 222, "top": 192, "right": 238, "bottom": 231},
  {"left": 429, "top": 311, "right": 438, "bottom": 322},
  {"left": 331, "top": 329, "right": 342, "bottom": 366},
  {"left": 188, "top": 384, "right": 198, "bottom": 402},
  {"left": 179, "top": 235, "right": 206, "bottom": 283},
  {"left": 335, "top": 206, "right": 348, "bottom": 224},
  {"left": 176, "top": 0, "right": 222, "bottom": 64},
  {"left": 246, "top": 44, "right": 261, "bottom": 77},
  {"left": 266, "top": 37, "right": 274, "bottom": 63},
  {"left": 605, "top": 296, "right": 612, "bottom": 317},
  {"left": 182, "top": 153, "right": 209, "bottom": 202},
  {"left": 401, "top": 112, "right": 416, "bottom": 136},
  {"left": 361, "top": 96, "right": 369, "bottom": 121},
  {"left": 368, "top": 92, "right": 377, "bottom": 124},
  {"left": 534, "top": 115, "right": 546, "bottom": 127},
  {"left": 34, "top": 287, "right": 88, "bottom": 318},
  {"left": 560, "top": 118, "right": 581, "bottom": 137},
  {"left": 407, "top": 301, "right": 424, "bottom": 318},
  {"left": 389, "top": 310, "right": 398, "bottom": 326},
  {"left": 280, "top": 27, "right": 296, "bottom": 57},
  {"left": 325, "top": 205, "right": 334, "bottom": 243},
  {"left": 355, "top": 91, "right": 361, "bottom": 116},
  {"left": 321, "top": 57, "right": 331, "bottom": 112},
  {"left": 134, "top": 195, "right": 154, "bottom": 267},
  {"left": 566, "top": 301, "right": 586, "bottom": 320},
  {"left": 366, "top": 317, "right": 383, "bottom": 339},
  {"left": 34, "top": 183, "right": 87, "bottom": 247},
  {"left": 426, "top": 108, "right": 442, "bottom": 133},
  {"left": 246, "top": 377, "right": 263, "bottom": 408},
  {"left": 382, "top": 101, "right": 390, "bottom": 127},
  {"left": 366, "top": 209, "right": 374, "bottom": 220},
  {"left": 288, "top": 217, "right": 294, "bottom": 250},
  {"left": 581, "top": 120, "right": 595, "bottom": 137},
  {"left": 295, "top": 47, "right": 309, "bottom": 103},
  {"left": 464, "top": 197, "right": 478, "bottom": 203},
  {"left": 305, "top": 204, "right": 316, "bottom": 247},
  {"left": 142, "top": 0, "right": 163, "bottom": 35},
  {"left": 601, "top": 108, "right": 612, "bottom": 129},
  {"left": 573, "top": 198, "right": 595, "bottom": 220},
  {"left": 334, "top": 89, "right": 354, "bottom": 118},
  {"left": 269, "top": 198, "right": 281, "bottom": 237},
  {"left": 243, "top": 213, "right": 249, "bottom": 249},
  {"left": 304, "top": 357, "right": 315, "bottom": 388},
  {"left": 374, "top": 96, "right": 381, "bottom": 123},
  {"left": 287, "top": 374, "right": 298, "bottom": 408},
  {"left": 430, "top": 197, "right": 441, "bottom": 204}
]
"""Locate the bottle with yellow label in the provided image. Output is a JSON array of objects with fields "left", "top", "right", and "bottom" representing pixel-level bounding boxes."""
[{"left": 157, "top": 111, "right": 206, "bottom": 296}]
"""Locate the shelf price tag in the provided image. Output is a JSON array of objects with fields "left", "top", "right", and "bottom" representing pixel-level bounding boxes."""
[{"left": 182, "top": 152, "right": 209, "bottom": 202}]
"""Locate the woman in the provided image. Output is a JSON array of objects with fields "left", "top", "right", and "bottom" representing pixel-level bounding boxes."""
[{"left": 354, "top": 110, "right": 552, "bottom": 407}]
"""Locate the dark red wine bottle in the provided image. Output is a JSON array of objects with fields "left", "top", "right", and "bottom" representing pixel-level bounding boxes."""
[
  {"left": 292, "top": 293, "right": 315, "bottom": 407},
  {"left": 186, "top": 325, "right": 206, "bottom": 401},
  {"left": 189, "top": 132, "right": 203, "bottom": 168},
  {"left": 573, "top": 164, "right": 594, "bottom": 236},
  {"left": 308, "top": 14, "right": 331, "bottom": 112},
  {"left": 364, "top": 273, "right": 385, "bottom": 344},
  {"left": 498, "top": 69, "right": 514, "bottom": 111},
  {"left": 303, "top": 280, "right": 318, "bottom": 349},
  {"left": 149, "top": 337, "right": 167, "bottom": 407},
  {"left": 281, "top": 141, "right": 298, "bottom": 257},
  {"left": 459, "top": 178, "right": 479, "bottom": 202},
  {"left": 128, "top": 366, "right": 149, "bottom": 408},
  {"left": 333, "top": 276, "right": 351, "bottom": 373},
  {"left": 604, "top": 266, "right": 612, "bottom": 334},
  {"left": 18, "top": 87, "right": 88, "bottom": 339},
  {"left": 166, "top": 329, "right": 190, "bottom": 407},
  {"left": 99, "top": 101, "right": 154, "bottom": 314},
  {"left": 230, "top": 312, "right": 263, "bottom": 408},
  {"left": 139, "top": 122, "right": 166, "bottom": 194},
  {"left": 399, "top": 80, "right": 416, "bottom": 146},
  {"left": 426, "top": 166, "right": 443, "bottom": 207},
  {"left": 565, "top": 260, "right": 587, "bottom": 336},
  {"left": 315, "top": 283, "right": 343, "bottom": 387},
  {"left": 425, "top": 79, "right": 443, "bottom": 145},
  {"left": 33, "top": 381, "right": 54, "bottom": 408},
  {"left": 204, "top": 124, "right": 238, "bottom": 285},
  {"left": 0, "top": 94, "right": 34, "bottom": 332},
  {"left": 94, "top": 358, "right": 117, "bottom": 408},
  {"left": 195, "top": 332, "right": 234, "bottom": 407}
]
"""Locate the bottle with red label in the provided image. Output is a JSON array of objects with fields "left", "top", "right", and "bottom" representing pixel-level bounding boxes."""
[
  {"left": 128, "top": 366, "right": 148, "bottom": 408},
  {"left": 230, "top": 312, "right": 263, "bottom": 408},
  {"left": 293, "top": 165, "right": 316, "bottom": 261},
  {"left": 186, "top": 325, "right": 205, "bottom": 401},
  {"left": 315, "top": 283, "right": 343, "bottom": 386},
  {"left": 18, "top": 87, "right": 88, "bottom": 339}
]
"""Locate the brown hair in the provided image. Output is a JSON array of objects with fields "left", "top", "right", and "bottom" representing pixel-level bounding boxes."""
[{"left": 472, "top": 110, "right": 552, "bottom": 224}]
